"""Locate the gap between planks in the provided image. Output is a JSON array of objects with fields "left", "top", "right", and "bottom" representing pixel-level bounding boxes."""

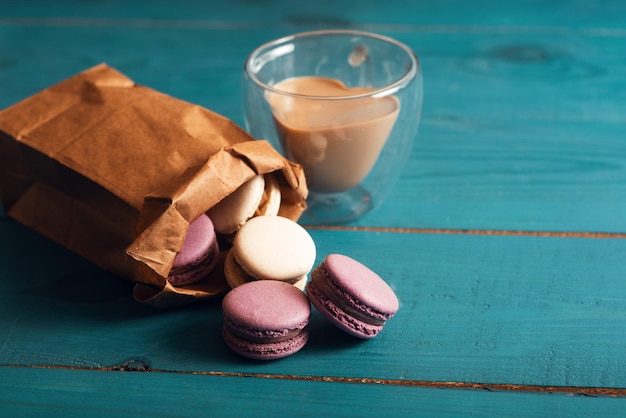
[
  {"left": 302, "top": 225, "right": 626, "bottom": 239},
  {"left": 5, "top": 215, "right": 625, "bottom": 239},
  {"left": 3, "top": 221, "right": 624, "bottom": 396},
  {"left": 2, "top": 363, "right": 625, "bottom": 397}
]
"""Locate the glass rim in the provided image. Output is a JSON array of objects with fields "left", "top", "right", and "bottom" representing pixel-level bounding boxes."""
[{"left": 244, "top": 29, "right": 420, "bottom": 101}]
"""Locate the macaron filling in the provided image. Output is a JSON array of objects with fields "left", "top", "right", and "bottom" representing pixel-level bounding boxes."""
[
  {"left": 312, "top": 262, "right": 391, "bottom": 324},
  {"left": 224, "top": 317, "right": 308, "bottom": 343},
  {"left": 222, "top": 326, "right": 309, "bottom": 360},
  {"left": 168, "top": 245, "right": 219, "bottom": 285},
  {"left": 306, "top": 279, "right": 383, "bottom": 337}
]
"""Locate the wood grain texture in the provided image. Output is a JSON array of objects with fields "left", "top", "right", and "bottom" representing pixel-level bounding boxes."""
[
  {"left": 3, "top": 0, "right": 626, "bottom": 30},
  {"left": 1, "top": 4, "right": 625, "bottom": 232},
  {"left": 2, "top": 366, "right": 625, "bottom": 418},
  {"left": 1, "top": 219, "right": 625, "bottom": 389},
  {"left": 1, "top": 0, "right": 625, "bottom": 415}
]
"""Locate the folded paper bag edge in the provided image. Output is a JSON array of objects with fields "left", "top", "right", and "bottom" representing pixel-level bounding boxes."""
[
  {"left": 125, "top": 140, "right": 309, "bottom": 301},
  {"left": 0, "top": 63, "right": 309, "bottom": 309}
]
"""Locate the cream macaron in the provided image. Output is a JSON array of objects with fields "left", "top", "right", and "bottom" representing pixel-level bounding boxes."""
[
  {"left": 254, "top": 173, "right": 282, "bottom": 218},
  {"left": 224, "top": 215, "right": 316, "bottom": 290},
  {"left": 208, "top": 174, "right": 264, "bottom": 235},
  {"left": 208, "top": 173, "right": 281, "bottom": 236}
]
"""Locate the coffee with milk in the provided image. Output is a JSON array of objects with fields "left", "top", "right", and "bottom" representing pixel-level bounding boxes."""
[{"left": 266, "top": 77, "right": 399, "bottom": 194}]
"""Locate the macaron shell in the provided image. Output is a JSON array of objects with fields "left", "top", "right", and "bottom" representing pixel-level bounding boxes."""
[
  {"left": 223, "top": 326, "right": 309, "bottom": 360},
  {"left": 306, "top": 279, "right": 383, "bottom": 339},
  {"left": 171, "top": 214, "right": 217, "bottom": 269},
  {"left": 233, "top": 216, "right": 316, "bottom": 281},
  {"left": 208, "top": 174, "right": 265, "bottom": 234},
  {"left": 168, "top": 247, "right": 219, "bottom": 286},
  {"left": 292, "top": 275, "right": 308, "bottom": 292},
  {"left": 254, "top": 172, "right": 281, "bottom": 217},
  {"left": 222, "top": 280, "right": 311, "bottom": 335},
  {"left": 222, "top": 280, "right": 311, "bottom": 360},
  {"left": 225, "top": 249, "right": 309, "bottom": 290},
  {"left": 169, "top": 214, "right": 219, "bottom": 286},
  {"left": 323, "top": 254, "right": 399, "bottom": 320},
  {"left": 223, "top": 248, "right": 253, "bottom": 289}
]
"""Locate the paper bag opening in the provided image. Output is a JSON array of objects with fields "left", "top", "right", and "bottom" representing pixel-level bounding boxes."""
[{"left": 0, "top": 63, "right": 308, "bottom": 308}]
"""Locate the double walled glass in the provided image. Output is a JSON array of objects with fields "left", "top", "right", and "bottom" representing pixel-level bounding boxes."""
[{"left": 243, "top": 30, "right": 423, "bottom": 224}]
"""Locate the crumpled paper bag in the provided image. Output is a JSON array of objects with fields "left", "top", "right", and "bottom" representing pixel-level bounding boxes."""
[{"left": 0, "top": 63, "right": 308, "bottom": 307}]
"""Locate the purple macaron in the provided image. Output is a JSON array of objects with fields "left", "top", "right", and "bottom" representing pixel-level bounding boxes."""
[
  {"left": 306, "top": 254, "right": 399, "bottom": 339},
  {"left": 168, "top": 214, "right": 219, "bottom": 286},
  {"left": 222, "top": 280, "right": 311, "bottom": 360}
]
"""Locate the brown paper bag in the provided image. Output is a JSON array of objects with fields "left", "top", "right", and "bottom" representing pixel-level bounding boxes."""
[{"left": 0, "top": 63, "right": 308, "bottom": 308}]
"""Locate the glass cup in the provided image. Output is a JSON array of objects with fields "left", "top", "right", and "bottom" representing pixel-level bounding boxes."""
[{"left": 243, "top": 30, "right": 423, "bottom": 224}]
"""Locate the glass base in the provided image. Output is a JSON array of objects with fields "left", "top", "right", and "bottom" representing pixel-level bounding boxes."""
[{"left": 299, "top": 186, "right": 373, "bottom": 225}]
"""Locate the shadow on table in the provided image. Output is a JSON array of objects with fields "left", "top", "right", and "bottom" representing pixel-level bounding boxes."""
[{"left": 1, "top": 218, "right": 367, "bottom": 370}]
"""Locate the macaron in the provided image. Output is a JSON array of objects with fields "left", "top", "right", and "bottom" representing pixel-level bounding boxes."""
[
  {"left": 222, "top": 280, "right": 311, "bottom": 360},
  {"left": 224, "top": 215, "right": 315, "bottom": 289},
  {"left": 168, "top": 214, "right": 220, "bottom": 286},
  {"left": 224, "top": 249, "right": 308, "bottom": 291},
  {"left": 208, "top": 174, "right": 281, "bottom": 235},
  {"left": 306, "top": 254, "right": 399, "bottom": 339},
  {"left": 254, "top": 172, "right": 282, "bottom": 217}
]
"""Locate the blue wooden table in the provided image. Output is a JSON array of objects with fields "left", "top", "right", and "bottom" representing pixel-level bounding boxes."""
[{"left": 1, "top": 1, "right": 625, "bottom": 416}]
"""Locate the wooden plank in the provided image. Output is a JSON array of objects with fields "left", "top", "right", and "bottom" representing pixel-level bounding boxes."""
[
  {"left": 1, "top": 366, "right": 625, "bottom": 417},
  {"left": 3, "top": 0, "right": 626, "bottom": 30},
  {"left": 0, "top": 0, "right": 624, "bottom": 414},
  {"left": 1, "top": 24, "right": 625, "bottom": 232},
  {"left": 1, "top": 219, "right": 625, "bottom": 388}
]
